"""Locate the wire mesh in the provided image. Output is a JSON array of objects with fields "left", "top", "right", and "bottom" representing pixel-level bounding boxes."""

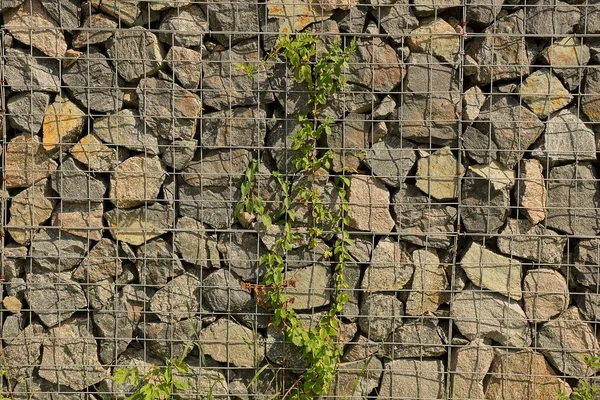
[{"left": 1, "top": 0, "right": 600, "bottom": 399}]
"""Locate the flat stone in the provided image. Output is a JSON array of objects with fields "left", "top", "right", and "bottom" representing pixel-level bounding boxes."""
[
  {"left": 51, "top": 157, "right": 107, "bottom": 203},
  {"left": 364, "top": 135, "right": 416, "bottom": 187},
  {"left": 519, "top": 69, "right": 573, "bottom": 118},
  {"left": 63, "top": 47, "right": 123, "bottom": 112},
  {"left": 5, "top": 134, "right": 57, "bottom": 189},
  {"left": 523, "top": 269, "right": 569, "bottom": 322},
  {"left": 51, "top": 201, "right": 104, "bottom": 241},
  {"left": 93, "top": 109, "right": 160, "bottom": 154},
  {"left": 460, "top": 241, "right": 522, "bottom": 300},
  {"left": 143, "top": 318, "right": 202, "bottom": 360},
  {"left": 161, "top": 139, "right": 197, "bottom": 170},
  {"left": 173, "top": 217, "right": 209, "bottom": 267},
  {"left": 218, "top": 231, "right": 265, "bottom": 280},
  {"left": 347, "top": 37, "right": 403, "bottom": 92},
  {"left": 330, "top": 357, "right": 383, "bottom": 399},
  {"left": 150, "top": 273, "right": 201, "bottom": 322},
  {"left": 413, "top": 0, "right": 460, "bottom": 15},
  {"left": 104, "top": 203, "right": 173, "bottom": 246},
  {"left": 200, "top": 319, "right": 265, "bottom": 367},
  {"left": 181, "top": 148, "right": 251, "bottom": 188},
  {"left": 158, "top": 4, "right": 207, "bottom": 47},
  {"left": 178, "top": 184, "right": 239, "bottom": 229},
  {"left": 265, "top": 114, "right": 303, "bottom": 174},
  {"left": 465, "top": 0, "right": 503, "bottom": 25},
  {"left": 110, "top": 156, "right": 165, "bottom": 208},
  {"left": 326, "top": 113, "right": 369, "bottom": 173},
  {"left": 583, "top": 66, "right": 600, "bottom": 122},
  {"left": 450, "top": 340, "right": 494, "bottom": 400},
  {"left": 29, "top": 228, "right": 88, "bottom": 273},
  {"left": 106, "top": 27, "right": 164, "bottom": 82},
  {"left": 25, "top": 272, "right": 87, "bottom": 328},
  {"left": 466, "top": 10, "right": 536, "bottom": 85},
  {"left": 474, "top": 95, "right": 544, "bottom": 169},
  {"left": 321, "top": 84, "right": 378, "bottom": 120},
  {"left": 497, "top": 218, "right": 567, "bottom": 264},
  {"left": 395, "top": 183, "right": 456, "bottom": 247},
  {"left": 362, "top": 237, "right": 413, "bottom": 292},
  {"left": 373, "top": 95, "right": 396, "bottom": 120},
  {"left": 135, "top": 238, "right": 184, "bottom": 286},
  {"left": 200, "top": 107, "right": 266, "bottom": 149},
  {"left": 407, "top": 18, "right": 459, "bottom": 63},
  {"left": 265, "top": 0, "right": 333, "bottom": 33},
  {"left": 358, "top": 293, "right": 403, "bottom": 341},
  {"left": 379, "top": 359, "right": 445, "bottom": 399},
  {"left": 42, "top": 96, "right": 86, "bottom": 156},
  {"left": 540, "top": 37, "right": 591, "bottom": 90},
  {"left": 1, "top": 322, "right": 44, "bottom": 381},
  {"left": 40, "top": 0, "right": 79, "bottom": 31},
  {"left": 3, "top": 245, "right": 27, "bottom": 281},
  {"left": 463, "top": 86, "right": 487, "bottom": 123},
  {"left": 383, "top": 318, "right": 446, "bottom": 358},
  {"left": 405, "top": 249, "right": 449, "bottom": 315},
  {"left": 283, "top": 264, "right": 331, "bottom": 310},
  {"left": 201, "top": 0, "right": 259, "bottom": 46},
  {"left": 451, "top": 286, "right": 531, "bottom": 347},
  {"left": 7, "top": 179, "right": 56, "bottom": 245},
  {"left": 90, "top": 0, "right": 140, "bottom": 25},
  {"left": 370, "top": 1, "right": 418, "bottom": 44},
  {"left": 4, "top": 47, "right": 60, "bottom": 92},
  {"left": 546, "top": 162, "right": 600, "bottom": 236},
  {"left": 39, "top": 317, "right": 107, "bottom": 390},
  {"left": 347, "top": 175, "right": 394, "bottom": 232},
  {"left": 576, "top": 289, "right": 600, "bottom": 323},
  {"left": 69, "top": 134, "right": 119, "bottom": 171},
  {"left": 72, "top": 13, "right": 118, "bottom": 48},
  {"left": 73, "top": 238, "right": 122, "bottom": 283},
  {"left": 4, "top": 0, "right": 67, "bottom": 58},
  {"left": 537, "top": 306, "right": 600, "bottom": 377},
  {"left": 462, "top": 126, "right": 497, "bottom": 165},
  {"left": 574, "top": 238, "right": 600, "bottom": 288},
  {"left": 415, "top": 147, "right": 464, "bottom": 201},
  {"left": 203, "top": 269, "right": 253, "bottom": 313},
  {"left": 516, "top": 159, "right": 547, "bottom": 225},
  {"left": 7, "top": 91, "right": 50, "bottom": 134},
  {"left": 166, "top": 46, "right": 202, "bottom": 89},
  {"left": 525, "top": 0, "right": 580, "bottom": 36},
  {"left": 2, "top": 295, "right": 22, "bottom": 313},
  {"left": 137, "top": 77, "right": 201, "bottom": 141}
]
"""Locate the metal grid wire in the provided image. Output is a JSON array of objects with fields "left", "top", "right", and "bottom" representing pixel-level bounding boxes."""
[{"left": 1, "top": 0, "right": 600, "bottom": 399}]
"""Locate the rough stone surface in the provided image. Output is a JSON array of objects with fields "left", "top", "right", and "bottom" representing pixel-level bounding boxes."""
[
  {"left": 158, "top": 5, "right": 207, "bottom": 47},
  {"left": 106, "top": 27, "right": 164, "bottom": 82},
  {"left": 450, "top": 340, "right": 494, "bottom": 400},
  {"left": 94, "top": 108, "right": 160, "bottom": 154},
  {"left": 362, "top": 238, "right": 413, "bottom": 292},
  {"left": 347, "top": 175, "right": 394, "bottom": 232},
  {"left": 462, "top": 126, "right": 497, "bottom": 165},
  {"left": 407, "top": 18, "right": 459, "bottom": 63},
  {"left": 582, "top": 66, "right": 600, "bottom": 122},
  {"left": 574, "top": 238, "right": 600, "bottom": 288},
  {"left": 405, "top": 249, "right": 448, "bottom": 315},
  {"left": 379, "top": 359, "right": 445, "bottom": 399},
  {"left": 327, "top": 113, "right": 369, "bottom": 172},
  {"left": 518, "top": 69, "right": 573, "bottom": 118},
  {"left": 90, "top": 0, "right": 140, "bottom": 25},
  {"left": 30, "top": 228, "right": 87, "bottom": 273},
  {"left": 415, "top": 147, "right": 464, "bottom": 201},
  {"left": 358, "top": 293, "right": 403, "bottom": 341},
  {"left": 166, "top": 46, "right": 202, "bottom": 89},
  {"left": 199, "top": 319, "right": 265, "bottom": 367},
  {"left": 365, "top": 135, "right": 416, "bottom": 187},
  {"left": 178, "top": 184, "right": 239, "bottom": 229},
  {"left": 462, "top": 86, "right": 487, "bottom": 123},
  {"left": 51, "top": 157, "right": 107, "bottom": 203},
  {"left": 203, "top": 269, "right": 252, "bottom": 313},
  {"left": 201, "top": 107, "right": 267, "bottom": 149},
  {"left": 347, "top": 37, "right": 402, "bottom": 92},
  {"left": 540, "top": 37, "right": 590, "bottom": 90},
  {"left": 516, "top": 159, "right": 547, "bottom": 225},
  {"left": 72, "top": 13, "right": 118, "bottom": 49},
  {"left": 7, "top": 91, "right": 50, "bottom": 134},
  {"left": 104, "top": 203, "right": 173, "bottom": 246},
  {"left": 218, "top": 231, "right": 265, "bottom": 280},
  {"left": 135, "top": 239, "right": 183, "bottom": 286},
  {"left": 150, "top": 273, "right": 201, "bottom": 322},
  {"left": 173, "top": 216, "right": 210, "bottom": 267},
  {"left": 383, "top": 319, "right": 446, "bottom": 358},
  {"left": 69, "top": 134, "right": 119, "bottom": 171},
  {"left": 283, "top": 264, "right": 331, "bottom": 309},
  {"left": 523, "top": 269, "right": 569, "bottom": 322},
  {"left": 7, "top": 179, "right": 56, "bottom": 245},
  {"left": 73, "top": 238, "right": 122, "bottom": 283},
  {"left": 110, "top": 156, "right": 165, "bottom": 208},
  {"left": 51, "top": 201, "right": 104, "bottom": 241},
  {"left": 42, "top": 97, "right": 86, "bottom": 156},
  {"left": 330, "top": 357, "right": 383, "bottom": 399},
  {"left": 181, "top": 148, "right": 251, "bottom": 188},
  {"left": 497, "top": 218, "right": 567, "bottom": 264},
  {"left": 525, "top": 0, "right": 580, "bottom": 36},
  {"left": 2, "top": 322, "right": 45, "bottom": 381},
  {"left": 202, "top": 0, "right": 259, "bottom": 46},
  {"left": 4, "top": 47, "right": 60, "bottom": 93},
  {"left": 5, "top": 134, "right": 57, "bottom": 189}
]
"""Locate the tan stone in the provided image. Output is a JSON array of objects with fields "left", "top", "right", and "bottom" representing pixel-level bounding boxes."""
[
  {"left": 450, "top": 340, "right": 494, "bottom": 400},
  {"left": 266, "top": 0, "right": 333, "bottom": 33},
  {"left": 540, "top": 36, "right": 590, "bottom": 90},
  {"left": 42, "top": 97, "right": 86, "bottom": 155},
  {"left": 51, "top": 202, "right": 103, "bottom": 241},
  {"left": 407, "top": 18, "right": 459, "bottom": 63},
  {"left": 523, "top": 269, "right": 569, "bottom": 322},
  {"left": 519, "top": 69, "right": 573, "bottom": 118},
  {"left": 517, "top": 159, "right": 546, "bottom": 225},
  {"left": 70, "top": 134, "right": 118, "bottom": 172},
  {"left": 405, "top": 248, "right": 449, "bottom": 315},
  {"left": 5, "top": 135, "right": 57, "bottom": 189},
  {"left": 415, "top": 147, "right": 465, "bottom": 201},
  {"left": 90, "top": 0, "right": 140, "bottom": 26},
  {"left": 348, "top": 37, "right": 403, "bottom": 93},
  {"left": 7, "top": 179, "right": 56, "bottom": 245},
  {"left": 110, "top": 156, "right": 165, "bottom": 208},
  {"left": 199, "top": 319, "right": 265, "bottom": 368},
  {"left": 463, "top": 85, "right": 486, "bottom": 122},
  {"left": 104, "top": 204, "right": 173, "bottom": 246},
  {"left": 283, "top": 264, "right": 331, "bottom": 309},
  {"left": 347, "top": 175, "right": 394, "bottom": 232},
  {"left": 2, "top": 296, "right": 22, "bottom": 313},
  {"left": 362, "top": 238, "right": 414, "bottom": 292}
]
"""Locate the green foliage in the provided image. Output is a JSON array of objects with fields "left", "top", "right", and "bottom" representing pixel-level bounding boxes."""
[{"left": 557, "top": 355, "right": 600, "bottom": 400}]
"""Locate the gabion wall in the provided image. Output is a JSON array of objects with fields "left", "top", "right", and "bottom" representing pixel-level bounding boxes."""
[{"left": 2, "top": 0, "right": 600, "bottom": 399}]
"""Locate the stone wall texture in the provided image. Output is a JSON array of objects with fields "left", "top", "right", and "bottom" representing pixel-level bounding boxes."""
[{"left": 2, "top": 0, "right": 600, "bottom": 399}]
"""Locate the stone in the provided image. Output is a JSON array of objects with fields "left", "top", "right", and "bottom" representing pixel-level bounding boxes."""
[
  {"left": 201, "top": 107, "right": 266, "bottom": 149},
  {"left": 412, "top": 0, "right": 461, "bottom": 15},
  {"left": 330, "top": 357, "right": 383, "bottom": 399},
  {"left": 161, "top": 139, "right": 197, "bottom": 170},
  {"left": 266, "top": 114, "right": 303, "bottom": 174},
  {"left": 110, "top": 156, "right": 165, "bottom": 208},
  {"left": 574, "top": 238, "right": 600, "bottom": 288},
  {"left": 465, "top": 0, "right": 503, "bottom": 25},
  {"left": 4, "top": 47, "right": 60, "bottom": 92},
  {"left": 576, "top": 289, "right": 600, "bottom": 323},
  {"left": 94, "top": 109, "right": 160, "bottom": 154},
  {"left": 463, "top": 86, "right": 487, "bottom": 123},
  {"left": 370, "top": 1, "right": 418, "bottom": 44},
  {"left": 373, "top": 95, "right": 396, "bottom": 120},
  {"left": 51, "top": 157, "right": 107, "bottom": 203},
  {"left": 407, "top": 18, "right": 459, "bottom": 63},
  {"left": 450, "top": 340, "right": 494, "bottom": 400},
  {"left": 72, "top": 13, "right": 118, "bottom": 48},
  {"left": 106, "top": 27, "right": 164, "bottom": 82},
  {"left": 525, "top": 0, "right": 580, "bottom": 36},
  {"left": 415, "top": 147, "right": 464, "bottom": 201},
  {"left": 516, "top": 159, "right": 547, "bottom": 225},
  {"left": 62, "top": 49, "right": 83, "bottom": 68},
  {"left": 383, "top": 318, "right": 446, "bottom": 358},
  {"left": 200, "top": 319, "right": 265, "bottom": 367},
  {"left": 546, "top": 162, "right": 600, "bottom": 236},
  {"left": 497, "top": 218, "right": 567, "bottom": 264},
  {"left": 537, "top": 306, "right": 600, "bottom": 377},
  {"left": 326, "top": 113, "right": 369, "bottom": 172},
  {"left": 460, "top": 241, "right": 522, "bottom": 300},
  {"left": 282, "top": 264, "right": 331, "bottom": 309},
  {"left": 3, "top": 296, "right": 22, "bottom": 315},
  {"left": 150, "top": 273, "right": 201, "bottom": 322},
  {"left": 178, "top": 184, "right": 239, "bottom": 229},
  {"left": 518, "top": 69, "right": 573, "bottom": 118},
  {"left": 51, "top": 201, "right": 104, "bottom": 241},
  {"left": 25, "top": 272, "right": 87, "bottom": 327},
  {"left": 379, "top": 359, "right": 445, "bottom": 399},
  {"left": 474, "top": 95, "right": 544, "bottom": 169},
  {"left": 29, "top": 228, "right": 87, "bottom": 273},
  {"left": 181, "top": 149, "right": 251, "bottom": 188},
  {"left": 540, "top": 37, "right": 591, "bottom": 90},
  {"left": 202, "top": 39, "right": 273, "bottom": 110},
  {"left": 347, "top": 175, "right": 394, "bottom": 232},
  {"left": 462, "top": 126, "right": 497, "bottom": 164},
  {"left": 2, "top": 322, "right": 45, "bottom": 381},
  {"left": 0, "top": 0, "right": 24, "bottom": 10},
  {"left": 405, "top": 249, "right": 449, "bottom": 315},
  {"left": 4, "top": 0, "right": 67, "bottom": 58},
  {"left": 202, "top": 0, "right": 259, "bottom": 46},
  {"left": 69, "top": 134, "right": 119, "bottom": 171},
  {"left": 173, "top": 217, "right": 210, "bottom": 267},
  {"left": 63, "top": 47, "right": 123, "bottom": 113},
  {"left": 265, "top": 0, "right": 333, "bottom": 33},
  {"left": 166, "top": 46, "right": 202, "bottom": 89},
  {"left": 173, "top": 368, "right": 229, "bottom": 399},
  {"left": 203, "top": 269, "right": 253, "bottom": 313},
  {"left": 143, "top": 318, "right": 202, "bottom": 359},
  {"left": 135, "top": 239, "right": 183, "bottom": 286},
  {"left": 362, "top": 237, "right": 413, "bottom": 292},
  {"left": 342, "top": 334, "right": 381, "bottom": 362},
  {"left": 104, "top": 203, "right": 173, "bottom": 246},
  {"left": 218, "top": 231, "right": 265, "bottom": 280},
  {"left": 364, "top": 135, "right": 416, "bottom": 187},
  {"left": 321, "top": 84, "right": 378, "bottom": 120},
  {"left": 90, "top": 0, "right": 140, "bottom": 25},
  {"left": 358, "top": 293, "right": 403, "bottom": 341},
  {"left": 523, "top": 269, "right": 569, "bottom": 322},
  {"left": 39, "top": 317, "right": 107, "bottom": 390},
  {"left": 72, "top": 238, "right": 122, "bottom": 283},
  {"left": 466, "top": 10, "right": 536, "bottom": 85},
  {"left": 40, "top": 0, "right": 79, "bottom": 31},
  {"left": 137, "top": 77, "right": 201, "bottom": 141},
  {"left": 158, "top": 5, "right": 207, "bottom": 47},
  {"left": 3, "top": 245, "right": 27, "bottom": 281},
  {"left": 5, "top": 134, "right": 57, "bottom": 189},
  {"left": 7, "top": 91, "right": 50, "bottom": 134},
  {"left": 451, "top": 286, "right": 531, "bottom": 347},
  {"left": 7, "top": 179, "right": 56, "bottom": 245},
  {"left": 582, "top": 66, "right": 600, "bottom": 122},
  {"left": 42, "top": 97, "right": 86, "bottom": 156},
  {"left": 347, "top": 37, "right": 402, "bottom": 92}
]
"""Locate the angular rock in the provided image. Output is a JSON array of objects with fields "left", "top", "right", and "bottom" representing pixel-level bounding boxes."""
[
  {"left": 150, "top": 273, "right": 201, "bottom": 322},
  {"left": 143, "top": 318, "right": 202, "bottom": 360},
  {"left": 63, "top": 47, "right": 123, "bottom": 112},
  {"left": 326, "top": 113, "right": 369, "bottom": 172},
  {"left": 7, "top": 91, "right": 50, "bottom": 134},
  {"left": 518, "top": 69, "right": 573, "bottom": 118},
  {"left": 4, "top": 47, "right": 60, "bottom": 92},
  {"left": 321, "top": 84, "right": 378, "bottom": 120},
  {"left": 415, "top": 147, "right": 464, "bottom": 201},
  {"left": 104, "top": 203, "right": 173, "bottom": 246},
  {"left": 413, "top": 0, "right": 461, "bottom": 15},
  {"left": 69, "top": 134, "right": 119, "bottom": 171},
  {"left": 158, "top": 5, "right": 207, "bottom": 47},
  {"left": 516, "top": 159, "right": 547, "bottom": 225},
  {"left": 525, "top": 0, "right": 580, "bottom": 36},
  {"left": 42, "top": 96, "right": 85, "bottom": 156},
  {"left": 72, "top": 13, "right": 118, "bottom": 48},
  {"left": 51, "top": 201, "right": 104, "bottom": 241},
  {"left": 2, "top": 322, "right": 45, "bottom": 381},
  {"left": 383, "top": 318, "right": 446, "bottom": 358},
  {"left": 450, "top": 340, "right": 494, "bottom": 400},
  {"left": 110, "top": 156, "right": 165, "bottom": 208},
  {"left": 347, "top": 37, "right": 402, "bottom": 92},
  {"left": 574, "top": 238, "right": 600, "bottom": 288},
  {"left": 90, "top": 0, "right": 140, "bottom": 25},
  {"left": 497, "top": 218, "right": 567, "bottom": 265},
  {"left": 546, "top": 162, "right": 600, "bottom": 236},
  {"left": 537, "top": 306, "right": 600, "bottom": 377},
  {"left": 202, "top": 0, "right": 259, "bottom": 46},
  {"left": 540, "top": 37, "right": 591, "bottom": 90},
  {"left": 203, "top": 269, "right": 253, "bottom": 313},
  {"left": 166, "top": 46, "right": 202, "bottom": 89},
  {"left": 364, "top": 135, "right": 416, "bottom": 187},
  {"left": 370, "top": 1, "right": 418, "bottom": 44},
  {"left": 347, "top": 175, "right": 394, "bottom": 232},
  {"left": 582, "top": 66, "right": 600, "bottom": 122},
  {"left": 451, "top": 286, "right": 531, "bottom": 347},
  {"left": 134, "top": 239, "right": 183, "bottom": 286},
  {"left": 178, "top": 184, "right": 239, "bottom": 229},
  {"left": 181, "top": 148, "right": 251, "bottom": 188},
  {"left": 265, "top": 0, "right": 333, "bottom": 34},
  {"left": 0, "top": 0, "right": 24, "bottom": 10},
  {"left": 106, "top": 27, "right": 164, "bottom": 82},
  {"left": 465, "top": 0, "right": 503, "bottom": 25},
  {"left": 576, "top": 289, "right": 600, "bottom": 324},
  {"left": 218, "top": 231, "right": 265, "bottom": 280},
  {"left": 463, "top": 86, "right": 486, "bottom": 123},
  {"left": 30, "top": 228, "right": 87, "bottom": 273},
  {"left": 5, "top": 134, "right": 57, "bottom": 189},
  {"left": 173, "top": 216, "right": 210, "bottom": 267},
  {"left": 73, "top": 238, "right": 122, "bottom": 283},
  {"left": 373, "top": 95, "right": 396, "bottom": 120},
  {"left": 201, "top": 107, "right": 266, "bottom": 149},
  {"left": 330, "top": 357, "right": 383, "bottom": 399},
  {"left": 94, "top": 109, "right": 160, "bottom": 154},
  {"left": 405, "top": 249, "right": 449, "bottom": 315},
  {"left": 40, "top": 0, "right": 79, "bottom": 31},
  {"left": 462, "top": 126, "right": 497, "bottom": 164},
  {"left": 379, "top": 359, "right": 445, "bottom": 399},
  {"left": 266, "top": 114, "right": 303, "bottom": 174},
  {"left": 362, "top": 237, "right": 413, "bottom": 292},
  {"left": 199, "top": 319, "right": 265, "bottom": 367},
  {"left": 523, "top": 269, "right": 569, "bottom": 322},
  {"left": 407, "top": 18, "right": 459, "bottom": 63},
  {"left": 7, "top": 179, "right": 56, "bottom": 245},
  {"left": 358, "top": 293, "right": 403, "bottom": 341},
  {"left": 51, "top": 157, "right": 107, "bottom": 203},
  {"left": 161, "top": 139, "right": 197, "bottom": 170}
]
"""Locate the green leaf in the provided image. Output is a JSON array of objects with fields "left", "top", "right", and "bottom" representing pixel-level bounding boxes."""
[
  {"left": 113, "top": 368, "right": 131, "bottom": 385},
  {"left": 173, "top": 359, "right": 189, "bottom": 374}
]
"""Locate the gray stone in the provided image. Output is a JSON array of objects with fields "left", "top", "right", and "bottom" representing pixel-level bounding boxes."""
[
  {"left": 266, "top": 114, "right": 303, "bottom": 174},
  {"left": 12, "top": 376, "right": 89, "bottom": 399},
  {"left": 143, "top": 318, "right": 202, "bottom": 359},
  {"left": 201, "top": 107, "right": 266, "bottom": 149},
  {"left": 451, "top": 286, "right": 531, "bottom": 347},
  {"left": 72, "top": 13, "right": 118, "bottom": 49},
  {"left": 582, "top": 66, "right": 600, "bottom": 122},
  {"left": 50, "top": 201, "right": 104, "bottom": 241},
  {"left": 106, "top": 27, "right": 164, "bottom": 82},
  {"left": 337, "top": 5, "right": 368, "bottom": 33},
  {"left": 40, "top": 0, "right": 80, "bottom": 31},
  {"left": 383, "top": 318, "right": 446, "bottom": 358},
  {"left": 104, "top": 203, "right": 174, "bottom": 246},
  {"left": 84, "top": 277, "right": 116, "bottom": 311},
  {"left": 405, "top": 249, "right": 449, "bottom": 316},
  {"left": 497, "top": 218, "right": 567, "bottom": 265},
  {"left": 63, "top": 47, "right": 123, "bottom": 112},
  {"left": 546, "top": 162, "right": 600, "bottom": 236},
  {"left": 200, "top": 318, "right": 265, "bottom": 367},
  {"left": 203, "top": 269, "right": 253, "bottom": 313},
  {"left": 5, "top": 134, "right": 58, "bottom": 189},
  {"left": 7, "top": 179, "right": 56, "bottom": 245},
  {"left": 166, "top": 46, "right": 202, "bottom": 89},
  {"left": 450, "top": 340, "right": 494, "bottom": 400},
  {"left": 51, "top": 157, "right": 107, "bottom": 203},
  {"left": 25, "top": 272, "right": 87, "bottom": 328},
  {"left": 415, "top": 147, "right": 465, "bottom": 201},
  {"left": 413, "top": 0, "right": 461, "bottom": 15},
  {"left": 348, "top": 175, "right": 394, "bottom": 232},
  {"left": 362, "top": 237, "right": 413, "bottom": 292},
  {"left": 523, "top": 269, "right": 569, "bottom": 322},
  {"left": 90, "top": 0, "right": 140, "bottom": 25},
  {"left": 378, "top": 359, "right": 445, "bottom": 399},
  {"left": 321, "top": 84, "right": 378, "bottom": 120},
  {"left": 173, "top": 216, "right": 210, "bottom": 267},
  {"left": 462, "top": 126, "right": 498, "bottom": 164},
  {"left": 135, "top": 239, "right": 184, "bottom": 286},
  {"left": 218, "top": 231, "right": 265, "bottom": 280},
  {"left": 330, "top": 357, "right": 383, "bottom": 399},
  {"left": 465, "top": 0, "right": 504, "bottom": 25},
  {"left": 347, "top": 37, "right": 403, "bottom": 92},
  {"left": 202, "top": 0, "right": 259, "bottom": 46},
  {"left": 94, "top": 109, "right": 160, "bottom": 154},
  {"left": 161, "top": 139, "right": 197, "bottom": 170},
  {"left": 267, "top": 59, "right": 310, "bottom": 116},
  {"left": 1, "top": 322, "right": 45, "bottom": 381},
  {"left": 574, "top": 238, "right": 600, "bottom": 288},
  {"left": 516, "top": 159, "right": 547, "bottom": 225},
  {"left": 540, "top": 37, "right": 591, "bottom": 90},
  {"left": 286, "top": 241, "right": 329, "bottom": 269},
  {"left": 358, "top": 293, "right": 403, "bottom": 341},
  {"left": 282, "top": 264, "right": 331, "bottom": 310},
  {"left": 150, "top": 273, "right": 201, "bottom": 322},
  {"left": 4, "top": 47, "right": 60, "bottom": 92},
  {"left": 364, "top": 135, "right": 416, "bottom": 187},
  {"left": 178, "top": 184, "right": 239, "bottom": 229},
  {"left": 370, "top": 1, "right": 418, "bottom": 44},
  {"left": 3, "top": 244, "right": 27, "bottom": 281},
  {"left": 393, "top": 184, "right": 457, "bottom": 248},
  {"left": 7, "top": 91, "right": 50, "bottom": 133},
  {"left": 173, "top": 368, "right": 229, "bottom": 399},
  {"left": 73, "top": 238, "right": 122, "bottom": 283},
  {"left": 537, "top": 306, "right": 600, "bottom": 377},
  {"left": 137, "top": 77, "right": 201, "bottom": 141},
  {"left": 342, "top": 334, "right": 381, "bottom": 362},
  {"left": 407, "top": 18, "right": 460, "bottom": 63},
  {"left": 30, "top": 228, "right": 88, "bottom": 273},
  {"left": 373, "top": 95, "right": 396, "bottom": 120},
  {"left": 181, "top": 148, "right": 251, "bottom": 188},
  {"left": 158, "top": 5, "right": 207, "bottom": 47},
  {"left": 110, "top": 155, "right": 165, "bottom": 208},
  {"left": 326, "top": 112, "right": 370, "bottom": 173},
  {"left": 518, "top": 69, "right": 573, "bottom": 118},
  {"left": 525, "top": 0, "right": 580, "bottom": 36},
  {"left": 0, "top": 0, "right": 24, "bottom": 10}
]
